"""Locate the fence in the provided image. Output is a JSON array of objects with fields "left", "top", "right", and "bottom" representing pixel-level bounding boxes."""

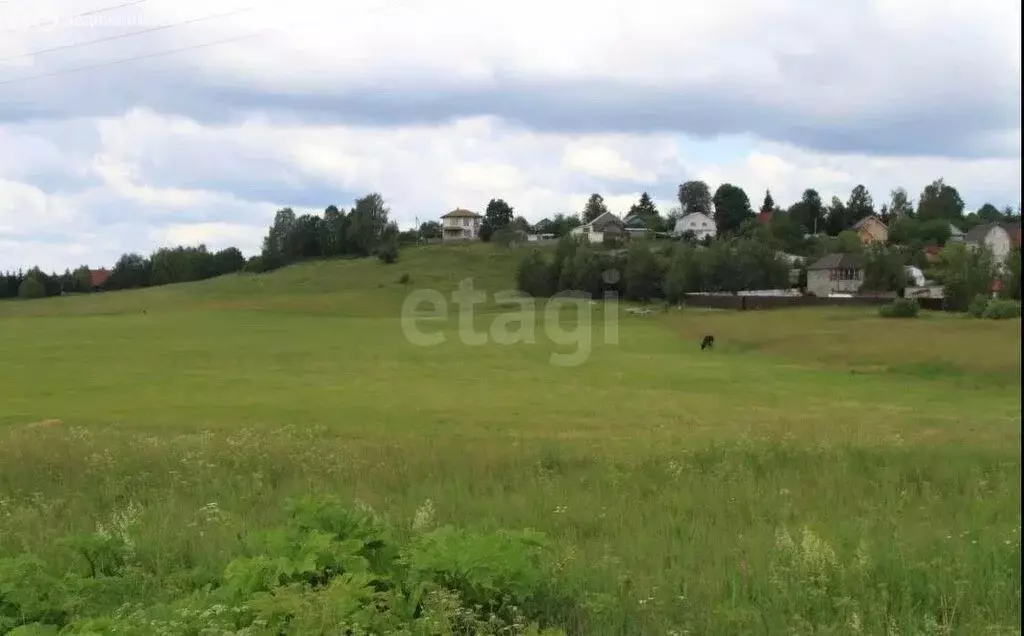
[{"left": 682, "top": 294, "right": 948, "bottom": 312}]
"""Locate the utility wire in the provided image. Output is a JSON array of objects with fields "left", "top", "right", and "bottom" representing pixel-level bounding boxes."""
[
  {"left": 0, "top": 27, "right": 272, "bottom": 86},
  {"left": 0, "top": 0, "right": 416, "bottom": 88},
  {"left": 1, "top": 0, "right": 153, "bottom": 33},
  {"left": 1, "top": 6, "right": 256, "bottom": 63}
]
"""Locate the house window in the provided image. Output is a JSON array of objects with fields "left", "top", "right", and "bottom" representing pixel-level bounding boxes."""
[{"left": 462, "top": 219, "right": 469, "bottom": 226}]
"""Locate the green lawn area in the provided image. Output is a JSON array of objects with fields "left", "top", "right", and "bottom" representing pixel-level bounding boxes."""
[{"left": 1, "top": 243, "right": 1020, "bottom": 634}]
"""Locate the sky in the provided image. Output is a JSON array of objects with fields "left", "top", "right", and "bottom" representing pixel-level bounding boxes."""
[{"left": 0, "top": 0, "right": 1020, "bottom": 272}]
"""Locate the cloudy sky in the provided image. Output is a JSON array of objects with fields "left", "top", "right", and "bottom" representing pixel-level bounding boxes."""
[{"left": 0, "top": 0, "right": 1020, "bottom": 271}]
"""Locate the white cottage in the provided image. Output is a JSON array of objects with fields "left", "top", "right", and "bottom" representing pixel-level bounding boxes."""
[{"left": 672, "top": 212, "right": 716, "bottom": 240}]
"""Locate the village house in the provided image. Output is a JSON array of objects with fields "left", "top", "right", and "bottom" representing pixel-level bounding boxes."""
[
  {"left": 672, "top": 212, "right": 716, "bottom": 241},
  {"left": 570, "top": 211, "right": 628, "bottom": 244},
  {"left": 806, "top": 253, "right": 866, "bottom": 297},
  {"left": 852, "top": 214, "right": 888, "bottom": 245},
  {"left": 964, "top": 223, "right": 1014, "bottom": 263},
  {"left": 440, "top": 208, "right": 483, "bottom": 241}
]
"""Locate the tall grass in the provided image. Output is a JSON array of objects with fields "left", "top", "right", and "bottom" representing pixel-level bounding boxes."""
[{"left": 1, "top": 244, "right": 1020, "bottom": 633}]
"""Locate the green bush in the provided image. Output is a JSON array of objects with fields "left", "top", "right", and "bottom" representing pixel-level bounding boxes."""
[
  {"left": 517, "top": 250, "right": 556, "bottom": 298},
  {"left": 967, "top": 294, "right": 990, "bottom": 318},
  {"left": 981, "top": 298, "right": 1022, "bottom": 320},
  {"left": 878, "top": 297, "right": 920, "bottom": 318},
  {"left": 17, "top": 277, "right": 46, "bottom": 300},
  {"left": 0, "top": 497, "right": 575, "bottom": 634}
]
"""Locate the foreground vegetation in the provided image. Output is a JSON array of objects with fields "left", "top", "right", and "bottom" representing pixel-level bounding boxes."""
[{"left": 1, "top": 244, "right": 1020, "bottom": 634}]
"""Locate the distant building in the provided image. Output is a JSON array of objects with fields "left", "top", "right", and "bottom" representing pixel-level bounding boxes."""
[
  {"left": 672, "top": 212, "right": 716, "bottom": 241},
  {"left": 806, "top": 253, "right": 865, "bottom": 297},
  {"left": 852, "top": 215, "right": 888, "bottom": 245},
  {"left": 570, "top": 212, "right": 627, "bottom": 244},
  {"left": 89, "top": 268, "right": 110, "bottom": 290},
  {"left": 965, "top": 223, "right": 1013, "bottom": 263},
  {"left": 441, "top": 208, "right": 483, "bottom": 241}
]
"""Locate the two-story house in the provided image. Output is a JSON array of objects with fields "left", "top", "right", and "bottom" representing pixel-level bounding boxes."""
[
  {"left": 441, "top": 208, "right": 483, "bottom": 241},
  {"left": 672, "top": 212, "right": 716, "bottom": 240},
  {"left": 806, "top": 253, "right": 866, "bottom": 297}
]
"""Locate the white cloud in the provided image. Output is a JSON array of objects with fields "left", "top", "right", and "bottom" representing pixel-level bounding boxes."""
[{"left": 0, "top": 0, "right": 1019, "bottom": 271}]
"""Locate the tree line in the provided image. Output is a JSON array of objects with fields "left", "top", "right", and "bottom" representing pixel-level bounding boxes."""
[
  {"left": 2, "top": 192, "right": 401, "bottom": 301},
  {"left": 516, "top": 234, "right": 792, "bottom": 302},
  {"left": 469, "top": 178, "right": 1019, "bottom": 255}
]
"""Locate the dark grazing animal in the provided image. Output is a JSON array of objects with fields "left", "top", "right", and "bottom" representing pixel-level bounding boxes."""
[{"left": 700, "top": 335, "right": 715, "bottom": 350}]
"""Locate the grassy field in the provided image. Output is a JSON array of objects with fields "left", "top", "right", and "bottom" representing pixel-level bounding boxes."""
[{"left": 1, "top": 243, "right": 1020, "bottom": 634}]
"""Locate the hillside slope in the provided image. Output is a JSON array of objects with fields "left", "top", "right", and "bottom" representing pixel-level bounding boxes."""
[{"left": 0, "top": 242, "right": 532, "bottom": 319}]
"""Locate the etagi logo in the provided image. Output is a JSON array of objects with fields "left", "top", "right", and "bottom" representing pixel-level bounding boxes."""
[{"left": 400, "top": 277, "right": 619, "bottom": 367}]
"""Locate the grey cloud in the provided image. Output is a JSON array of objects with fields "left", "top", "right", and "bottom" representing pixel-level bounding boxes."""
[{"left": 2, "top": 67, "right": 1016, "bottom": 160}]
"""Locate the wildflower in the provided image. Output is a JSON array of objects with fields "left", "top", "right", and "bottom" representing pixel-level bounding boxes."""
[{"left": 412, "top": 498, "right": 436, "bottom": 532}]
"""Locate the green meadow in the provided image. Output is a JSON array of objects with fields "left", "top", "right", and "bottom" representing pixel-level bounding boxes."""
[{"left": 1, "top": 243, "right": 1020, "bottom": 634}]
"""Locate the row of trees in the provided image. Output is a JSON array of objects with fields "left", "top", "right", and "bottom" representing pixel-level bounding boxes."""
[
  {"left": 2, "top": 192, "right": 400, "bottom": 301},
  {"left": 516, "top": 234, "right": 792, "bottom": 302},
  {"left": 516, "top": 230, "right": 1021, "bottom": 309},
  {"left": 0, "top": 245, "right": 250, "bottom": 301},
  {"left": 483, "top": 178, "right": 1018, "bottom": 254},
  {"left": 256, "top": 193, "right": 401, "bottom": 271}
]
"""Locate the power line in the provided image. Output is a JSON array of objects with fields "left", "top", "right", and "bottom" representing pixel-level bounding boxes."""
[
  {"left": 1, "top": 6, "right": 255, "bottom": 63},
  {"left": 0, "top": 0, "right": 422, "bottom": 89},
  {"left": 1, "top": 0, "right": 153, "bottom": 33},
  {"left": 0, "top": 27, "right": 272, "bottom": 86}
]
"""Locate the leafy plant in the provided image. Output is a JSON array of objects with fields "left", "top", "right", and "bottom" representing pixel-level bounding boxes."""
[{"left": 879, "top": 298, "right": 920, "bottom": 318}]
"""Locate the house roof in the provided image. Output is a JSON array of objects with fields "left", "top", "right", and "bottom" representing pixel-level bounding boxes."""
[
  {"left": 964, "top": 224, "right": 992, "bottom": 244},
  {"left": 586, "top": 211, "right": 624, "bottom": 231},
  {"left": 852, "top": 215, "right": 886, "bottom": 230},
  {"left": 807, "top": 252, "right": 865, "bottom": 271},
  {"left": 89, "top": 268, "right": 110, "bottom": 288},
  {"left": 441, "top": 208, "right": 482, "bottom": 219},
  {"left": 948, "top": 223, "right": 965, "bottom": 236}
]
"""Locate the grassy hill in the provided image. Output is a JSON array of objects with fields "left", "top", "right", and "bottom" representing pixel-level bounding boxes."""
[{"left": 0, "top": 242, "right": 1020, "bottom": 634}]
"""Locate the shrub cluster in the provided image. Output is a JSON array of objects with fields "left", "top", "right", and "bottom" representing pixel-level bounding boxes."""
[
  {"left": 878, "top": 297, "right": 920, "bottom": 318},
  {"left": 0, "top": 497, "right": 577, "bottom": 634}
]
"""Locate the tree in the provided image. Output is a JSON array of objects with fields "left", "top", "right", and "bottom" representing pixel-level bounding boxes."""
[
  {"left": 623, "top": 242, "right": 664, "bottom": 301},
  {"left": 846, "top": 185, "right": 875, "bottom": 225},
  {"left": 677, "top": 180, "right": 712, "bottom": 216},
  {"left": 769, "top": 210, "right": 809, "bottom": 255},
  {"left": 663, "top": 244, "right": 706, "bottom": 301},
  {"left": 106, "top": 253, "right": 151, "bottom": 290},
  {"left": 788, "top": 189, "right": 825, "bottom": 235},
  {"left": 260, "top": 208, "right": 296, "bottom": 270},
  {"left": 558, "top": 244, "right": 606, "bottom": 297},
  {"left": 213, "top": 247, "right": 245, "bottom": 275},
  {"left": 18, "top": 276, "right": 46, "bottom": 299},
  {"left": 824, "top": 196, "right": 848, "bottom": 235},
  {"left": 418, "top": 220, "right": 442, "bottom": 240},
  {"left": 510, "top": 216, "right": 532, "bottom": 233},
  {"left": 760, "top": 190, "right": 775, "bottom": 215},
  {"left": 478, "top": 219, "right": 495, "bottom": 242},
  {"left": 628, "top": 192, "right": 659, "bottom": 218},
  {"left": 516, "top": 250, "right": 556, "bottom": 297},
  {"left": 346, "top": 193, "right": 391, "bottom": 256},
  {"left": 582, "top": 194, "right": 609, "bottom": 223},
  {"left": 976, "top": 203, "right": 1004, "bottom": 223},
  {"left": 322, "top": 205, "right": 349, "bottom": 255},
  {"left": 888, "top": 187, "right": 914, "bottom": 220},
  {"left": 712, "top": 183, "right": 753, "bottom": 235},
  {"left": 484, "top": 198, "right": 515, "bottom": 230},
  {"left": 918, "top": 178, "right": 964, "bottom": 222},
  {"left": 934, "top": 243, "right": 999, "bottom": 310},
  {"left": 861, "top": 244, "right": 909, "bottom": 293},
  {"left": 1002, "top": 247, "right": 1021, "bottom": 300},
  {"left": 534, "top": 214, "right": 581, "bottom": 237}
]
